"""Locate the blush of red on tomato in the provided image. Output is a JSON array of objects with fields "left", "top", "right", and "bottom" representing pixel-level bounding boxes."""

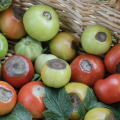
[
  {"left": 70, "top": 53, "right": 105, "bottom": 87},
  {"left": 2, "top": 54, "right": 34, "bottom": 88},
  {"left": 0, "top": 5, "right": 27, "bottom": 40},
  {"left": 104, "top": 44, "right": 120, "bottom": 74},
  {"left": 0, "top": 81, "right": 17, "bottom": 115},
  {"left": 18, "top": 81, "right": 47, "bottom": 119},
  {"left": 93, "top": 74, "right": 120, "bottom": 104}
]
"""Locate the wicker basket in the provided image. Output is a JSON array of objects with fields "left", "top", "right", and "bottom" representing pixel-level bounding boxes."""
[
  {"left": 0, "top": 0, "right": 120, "bottom": 119},
  {"left": 1, "top": 0, "right": 120, "bottom": 64}
]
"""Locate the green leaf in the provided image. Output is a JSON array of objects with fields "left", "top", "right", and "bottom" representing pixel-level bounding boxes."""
[
  {"left": 31, "top": 73, "right": 41, "bottom": 81},
  {"left": 78, "top": 103, "right": 86, "bottom": 119},
  {"left": 43, "top": 85, "right": 73, "bottom": 120},
  {"left": 0, "top": 102, "right": 32, "bottom": 120}
]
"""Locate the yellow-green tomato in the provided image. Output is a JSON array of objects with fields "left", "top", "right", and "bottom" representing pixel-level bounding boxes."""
[
  {"left": 14, "top": 36, "right": 43, "bottom": 62},
  {"left": 65, "top": 82, "right": 89, "bottom": 120},
  {"left": 81, "top": 25, "right": 112, "bottom": 55},
  {"left": 84, "top": 107, "right": 115, "bottom": 120},
  {"left": 23, "top": 5, "right": 59, "bottom": 42},
  {"left": 0, "top": 33, "right": 8, "bottom": 60},
  {"left": 35, "top": 54, "right": 58, "bottom": 74},
  {"left": 41, "top": 59, "right": 71, "bottom": 88},
  {"left": 49, "top": 32, "right": 79, "bottom": 61}
]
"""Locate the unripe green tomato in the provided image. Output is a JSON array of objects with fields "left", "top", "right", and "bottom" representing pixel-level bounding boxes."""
[
  {"left": 14, "top": 36, "right": 43, "bottom": 62},
  {"left": 0, "top": 34, "right": 8, "bottom": 60},
  {"left": 84, "top": 107, "right": 115, "bottom": 120},
  {"left": 41, "top": 59, "right": 71, "bottom": 88},
  {"left": 35, "top": 54, "right": 57, "bottom": 74},
  {"left": 23, "top": 4, "right": 59, "bottom": 42},
  {"left": 65, "top": 82, "right": 89, "bottom": 120},
  {"left": 0, "top": 0, "right": 12, "bottom": 11},
  {"left": 81, "top": 25, "right": 112, "bottom": 55}
]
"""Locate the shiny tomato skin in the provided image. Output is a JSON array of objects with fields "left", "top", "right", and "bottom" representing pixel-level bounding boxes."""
[
  {"left": 70, "top": 53, "right": 105, "bottom": 87},
  {"left": 17, "top": 81, "right": 47, "bottom": 119},
  {"left": 0, "top": 5, "right": 27, "bottom": 40},
  {"left": 104, "top": 44, "right": 120, "bottom": 74},
  {"left": 2, "top": 54, "right": 34, "bottom": 88},
  {"left": 0, "top": 81, "right": 17, "bottom": 115},
  {"left": 93, "top": 74, "right": 120, "bottom": 104}
]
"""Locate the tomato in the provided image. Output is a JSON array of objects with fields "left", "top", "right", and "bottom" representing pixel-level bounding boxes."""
[
  {"left": 104, "top": 44, "right": 120, "bottom": 74},
  {"left": 14, "top": 36, "right": 43, "bottom": 62},
  {"left": 2, "top": 54, "right": 34, "bottom": 88},
  {"left": 35, "top": 54, "right": 57, "bottom": 74},
  {"left": 65, "top": 82, "right": 90, "bottom": 119},
  {"left": 41, "top": 59, "right": 71, "bottom": 88},
  {"left": 70, "top": 53, "right": 105, "bottom": 87},
  {"left": 0, "top": 5, "right": 27, "bottom": 39},
  {"left": 81, "top": 25, "right": 112, "bottom": 55},
  {"left": 23, "top": 4, "right": 59, "bottom": 42},
  {"left": 0, "top": 0, "right": 12, "bottom": 11},
  {"left": 93, "top": 74, "right": 120, "bottom": 104},
  {"left": 84, "top": 108, "right": 115, "bottom": 120},
  {"left": 17, "top": 81, "right": 47, "bottom": 119},
  {"left": 0, "top": 33, "right": 8, "bottom": 60},
  {"left": 0, "top": 81, "right": 17, "bottom": 115},
  {"left": 49, "top": 32, "right": 79, "bottom": 61}
]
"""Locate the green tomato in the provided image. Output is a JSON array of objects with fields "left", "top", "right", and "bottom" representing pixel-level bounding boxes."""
[
  {"left": 41, "top": 59, "right": 71, "bottom": 88},
  {"left": 14, "top": 36, "right": 43, "bottom": 62},
  {"left": 35, "top": 54, "right": 57, "bottom": 74},
  {"left": 84, "top": 107, "right": 115, "bottom": 120},
  {"left": 0, "top": 34, "right": 8, "bottom": 60},
  {"left": 23, "top": 4, "right": 59, "bottom": 42},
  {"left": 81, "top": 25, "right": 112, "bottom": 55},
  {"left": 0, "top": 0, "right": 12, "bottom": 11}
]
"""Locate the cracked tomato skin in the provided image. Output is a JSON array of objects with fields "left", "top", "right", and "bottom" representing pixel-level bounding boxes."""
[
  {"left": 0, "top": 81, "right": 17, "bottom": 115},
  {"left": 70, "top": 53, "right": 105, "bottom": 87},
  {"left": 104, "top": 44, "right": 120, "bottom": 74},
  {"left": 17, "top": 81, "right": 47, "bottom": 119},
  {"left": 2, "top": 54, "right": 34, "bottom": 88},
  {"left": 93, "top": 74, "right": 120, "bottom": 104}
]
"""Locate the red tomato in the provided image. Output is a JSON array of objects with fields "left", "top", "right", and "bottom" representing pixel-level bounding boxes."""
[
  {"left": 17, "top": 81, "right": 47, "bottom": 119},
  {"left": 70, "top": 53, "right": 105, "bottom": 87},
  {"left": 0, "top": 81, "right": 17, "bottom": 115},
  {"left": 0, "top": 5, "right": 27, "bottom": 39},
  {"left": 93, "top": 74, "right": 120, "bottom": 104},
  {"left": 2, "top": 54, "right": 34, "bottom": 88},
  {"left": 104, "top": 44, "right": 120, "bottom": 74}
]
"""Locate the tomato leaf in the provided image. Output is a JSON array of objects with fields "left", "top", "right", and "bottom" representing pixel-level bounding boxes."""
[
  {"left": 78, "top": 103, "right": 86, "bottom": 119},
  {"left": 43, "top": 85, "right": 73, "bottom": 120},
  {"left": 31, "top": 73, "right": 41, "bottom": 81},
  {"left": 0, "top": 102, "right": 32, "bottom": 120}
]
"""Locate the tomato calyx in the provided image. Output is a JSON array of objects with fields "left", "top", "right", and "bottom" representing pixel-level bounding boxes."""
[
  {"left": 43, "top": 11, "right": 51, "bottom": 20},
  {"left": 115, "top": 61, "right": 120, "bottom": 73},
  {"left": 47, "top": 59, "right": 66, "bottom": 69},
  {"left": 5, "top": 56, "right": 26, "bottom": 75},
  {"left": 0, "top": 87, "right": 13, "bottom": 102},
  {"left": 25, "top": 41, "right": 31, "bottom": 45},
  {"left": 12, "top": 6, "right": 26, "bottom": 20},
  {"left": 95, "top": 32, "right": 107, "bottom": 42},
  {"left": 81, "top": 60, "right": 92, "bottom": 72},
  {"left": 69, "top": 93, "right": 81, "bottom": 112}
]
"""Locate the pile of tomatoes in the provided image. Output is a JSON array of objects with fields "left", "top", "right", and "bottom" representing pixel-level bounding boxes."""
[{"left": 0, "top": 1, "right": 120, "bottom": 120}]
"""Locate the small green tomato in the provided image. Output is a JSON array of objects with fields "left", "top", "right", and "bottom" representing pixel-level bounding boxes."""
[
  {"left": 14, "top": 36, "right": 43, "bottom": 62},
  {"left": 41, "top": 59, "right": 71, "bottom": 88},
  {"left": 84, "top": 107, "right": 115, "bottom": 120},
  {"left": 81, "top": 25, "right": 112, "bottom": 55},
  {"left": 0, "top": 0, "right": 12, "bottom": 11}
]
